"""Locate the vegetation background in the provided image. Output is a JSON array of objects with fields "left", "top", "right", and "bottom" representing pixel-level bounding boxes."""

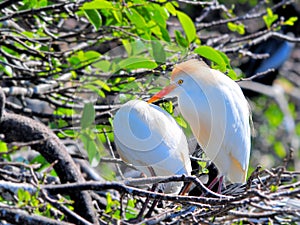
[{"left": 0, "top": 0, "right": 300, "bottom": 224}]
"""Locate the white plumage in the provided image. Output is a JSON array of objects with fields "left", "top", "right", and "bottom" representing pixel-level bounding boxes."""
[
  {"left": 113, "top": 100, "right": 192, "bottom": 193},
  {"left": 148, "top": 59, "right": 251, "bottom": 191}
]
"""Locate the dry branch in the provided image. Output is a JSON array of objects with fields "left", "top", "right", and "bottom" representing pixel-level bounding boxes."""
[{"left": 0, "top": 88, "right": 98, "bottom": 225}]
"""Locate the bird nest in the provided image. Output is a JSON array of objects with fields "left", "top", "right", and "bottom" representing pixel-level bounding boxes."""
[{"left": 1, "top": 151, "right": 299, "bottom": 225}]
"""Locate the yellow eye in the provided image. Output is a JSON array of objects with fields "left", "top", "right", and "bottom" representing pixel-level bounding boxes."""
[{"left": 177, "top": 79, "right": 184, "bottom": 85}]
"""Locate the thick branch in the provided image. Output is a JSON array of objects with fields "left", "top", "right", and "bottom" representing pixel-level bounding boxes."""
[
  {"left": 0, "top": 88, "right": 98, "bottom": 225},
  {"left": 0, "top": 206, "right": 72, "bottom": 225}
]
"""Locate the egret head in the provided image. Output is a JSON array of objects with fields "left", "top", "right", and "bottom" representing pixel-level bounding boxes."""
[{"left": 147, "top": 59, "right": 213, "bottom": 104}]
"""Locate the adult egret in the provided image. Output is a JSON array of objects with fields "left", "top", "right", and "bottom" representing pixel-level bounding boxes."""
[
  {"left": 113, "top": 99, "right": 192, "bottom": 194},
  {"left": 148, "top": 59, "right": 251, "bottom": 193}
]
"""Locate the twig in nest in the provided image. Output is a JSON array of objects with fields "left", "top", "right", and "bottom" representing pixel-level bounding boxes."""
[{"left": 246, "top": 165, "right": 262, "bottom": 190}]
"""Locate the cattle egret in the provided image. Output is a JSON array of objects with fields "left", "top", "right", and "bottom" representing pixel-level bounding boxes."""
[
  {"left": 113, "top": 99, "right": 192, "bottom": 194},
  {"left": 148, "top": 59, "right": 251, "bottom": 193}
]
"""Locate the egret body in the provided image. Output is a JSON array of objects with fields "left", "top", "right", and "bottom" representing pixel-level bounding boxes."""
[
  {"left": 148, "top": 59, "right": 251, "bottom": 192},
  {"left": 113, "top": 100, "right": 192, "bottom": 193}
]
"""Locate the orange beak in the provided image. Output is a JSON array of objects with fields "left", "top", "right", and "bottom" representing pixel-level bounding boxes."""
[{"left": 148, "top": 83, "right": 177, "bottom": 103}]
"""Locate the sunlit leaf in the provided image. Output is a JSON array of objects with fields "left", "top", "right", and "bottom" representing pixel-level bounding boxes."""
[
  {"left": 194, "top": 46, "right": 227, "bottom": 72},
  {"left": 283, "top": 16, "right": 298, "bottom": 26},
  {"left": 112, "top": 10, "right": 122, "bottom": 23},
  {"left": 118, "top": 57, "right": 157, "bottom": 70},
  {"left": 151, "top": 4, "right": 168, "bottom": 27},
  {"left": 84, "top": 9, "right": 102, "bottom": 30},
  {"left": 0, "top": 141, "right": 8, "bottom": 152},
  {"left": 175, "top": 116, "right": 187, "bottom": 128},
  {"left": 125, "top": 8, "right": 147, "bottom": 29},
  {"left": 227, "top": 22, "right": 245, "bottom": 35},
  {"left": 81, "top": 0, "right": 113, "bottom": 9},
  {"left": 165, "top": 2, "right": 177, "bottom": 16},
  {"left": 93, "top": 80, "right": 111, "bottom": 91},
  {"left": 263, "top": 8, "right": 278, "bottom": 29},
  {"left": 84, "top": 51, "right": 101, "bottom": 61},
  {"left": 177, "top": 11, "right": 196, "bottom": 43},
  {"left": 160, "top": 101, "right": 173, "bottom": 114},
  {"left": 82, "top": 84, "right": 106, "bottom": 98},
  {"left": 93, "top": 60, "right": 111, "bottom": 72}
]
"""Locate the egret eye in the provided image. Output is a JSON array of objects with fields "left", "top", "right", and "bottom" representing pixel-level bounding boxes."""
[{"left": 177, "top": 79, "right": 184, "bottom": 85}]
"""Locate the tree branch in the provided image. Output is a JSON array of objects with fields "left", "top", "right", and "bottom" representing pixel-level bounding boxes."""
[{"left": 0, "top": 87, "right": 98, "bottom": 225}]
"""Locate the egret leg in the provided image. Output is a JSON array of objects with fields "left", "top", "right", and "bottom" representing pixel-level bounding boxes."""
[
  {"left": 180, "top": 182, "right": 192, "bottom": 195},
  {"left": 207, "top": 176, "right": 219, "bottom": 190},
  {"left": 217, "top": 176, "right": 223, "bottom": 194},
  {"left": 136, "top": 167, "right": 158, "bottom": 220},
  {"left": 135, "top": 184, "right": 158, "bottom": 221},
  {"left": 145, "top": 196, "right": 161, "bottom": 218},
  {"left": 207, "top": 176, "right": 224, "bottom": 194}
]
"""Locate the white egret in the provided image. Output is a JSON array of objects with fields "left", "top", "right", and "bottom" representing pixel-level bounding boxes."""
[
  {"left": 148, "top": 59, "right": 251, "bottom": 193},
  {"left": 113, "top": 99, "right": 192, "bottom": 194}
]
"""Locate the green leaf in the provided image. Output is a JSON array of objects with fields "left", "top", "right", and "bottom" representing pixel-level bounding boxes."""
[
  {"left": 175, "top": 116, "right": 187, "bottom": 128},
  {"left": 30, "top": 155, "right": 52, "bottom": 173},
  {"left": 93, "top": 80, "right": 111, "bottom": 91},
  {"left": 68, "top": 56, "right": 80, "bottom": 66},
  {"left": 227, "top": 22, "right": 237, "bottom": 32},
  {"left": 175, "top": 30, "right": 188, "bottom": 48},
  {"left": 83, "top": 84, "right": 106, "bottom": 98},
  {"left": 177, "top": 11, "right": 196, "bottom": 43},
  {"left": 274, "top": 141, "right": 286, "bottom": 158},
  {"left": 151, "top": 40, "right": 166, "bottom": 63},
  {"left": 264, "top": 103, "right": 283, "bottom": 127},
  {"left": 122, "top": 40, "right": 146, "bottom": 56},
  {"left": 118, "top": 57, "right": 157, "bottom": 70},
  {"left": 80, "top": 132, "right": 101, "bottom": 166},
  {"left": 22, "top": 31, "right": 35, "bottom": 38},
  {"left": 159, "top": 25, "right": 171, "bottom": 42},
  {"left": 125, "top": 199, "right": 138, "bottom": 219},
  {"left": 283, "top": 16, "right": 298, "bottom": 26},
  {"left": 93, "top": 60, "right": 111, "bottom": 72},
  {"left": 0, "top": 56, "right": 13, "bottom": 77},
  {"left": 80, "top": 128, "right": 104, "bottom": 167},
  {"left": 151, "top": 4, "right": 168, "bottom": 27},
  {"left": 105, "top": 192, "right": 121, "bottom": 215},
  {"left": 227, "top": 69, "right": 237, "bottom": 80},
  {"left": 125, "top": 8, "right": 147, "bottom": 29},
  {"left": 18, "top": 189, "right": 31, "bottom": 205},
  {"left": 81, "top": 102, "right": 95, "bottom": 129},
  {"left": 84, "top": 9, "right": 102, "bottom": 30},
  {"left": 194, "top": 46, "right": 227, "bottom": 72},
  {"left": 270, "top": 184, "right": 278, "bottom": 192},
  {"left": 227, "top": 22, "right": 245, "bottom": 35},
  {"left": 263, "top": 8, "right": 278, "bottom": 29},
  {"left": 0, "top": 141, "right": 8, "bottom": 152},
  {"left": 165, "top": 2, "right": 177, "bottom": 16},
  {"left": 81, "top": 0, "right": 113, "bottom": 9},
  {"left": 38, "top": 0, "right": 47, "bottom": 7},
  {"left": 112, "top": 10, "right": 122, "bottom": 23},
  {"left": 160, "top": 101, "right": 173, "bottom": 114},
  {"left": 295, "top": 122, "right": 300, "bottom": 136},
  {"left": 84, "top": 50, "right": 101, "bottom": 61}
]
